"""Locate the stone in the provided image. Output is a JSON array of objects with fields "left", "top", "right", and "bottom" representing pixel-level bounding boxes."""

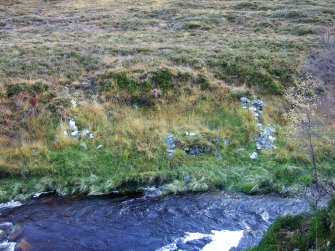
[
  {"left": 215, "top": 136, "right": 222, "bottom": 142},
  {"left": 81, "top": 129, "right": 89, "bottom": 137},
  {"left": 256, "top": 125, "right": 276, "bottom": 150},
  {"left": 183, "top": 174, "right": 191, "bottom": 183},
  {"left": 165, "top": 134, "right": 176, "bottom": 149},
  {"left": 251, "top": 99, "right": 263, "bottom": 111},
  {"left": 68, "top": 119, "right": 76, "bottom": 129},
  {"left": 96, "top": 144, "right": 103, "bottom": 149},
  {"left": 131, "top": 103, "right": 138, "bottom": 110},
  {"left": 70, "top": 99, "right": 77, "bottom": 108},
  {"left": 185, "top": 131, "right": 196, "bottom": 137},
  {"left": 80, "top": 142, "right": 88, "bottom": 149},
  {"left": 88, "top": 134, "right": 94, "bottom": 139},
  {"left": 250, "top": 152, "right": 258, "bottom": 159},
  {"left": 71, "top": 130, "right": 79, "bottom": 136},
  {"left": 240, "top": 97, "right": 250, "bottom": 108},
  {"left": 63, "top": 130, "right": 68, "bottom": 137},
  {"left": 248, "top": 106, "right": 257, "bottom": 112},
  {"left": 224, "top": 139, "right": 231, "bottom": 145},
  {"left": 215, "top": 149, "right": 223, "bottom": 160}
]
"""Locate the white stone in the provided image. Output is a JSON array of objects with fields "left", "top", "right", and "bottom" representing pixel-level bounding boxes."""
[
  {"left": 249, "top": 107, "right": 257, "bottom": 112},
  {"left": 70, "top": 99, "right": 77, "bottom": 108},
  {"left": 250, "top": 152, "right": 258, "bottom": 159},
  {"left": 71, "top": 131, "right": 79, "bottom": 136},
  {"left": 81, "top": 129, "right": 90, "bottom": 137},
  {"left": 80, "top": 142, "right": 88, "bottom": 149},
  {"left": 88, "top": 134, "right": 94, "bottom": 139},
  {"left": 68, "top": 119, "right": 76, "bottom": 129}
]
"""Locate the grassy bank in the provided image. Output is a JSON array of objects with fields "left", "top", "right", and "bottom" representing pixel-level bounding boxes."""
[
  {"left": 251, "top": 198, "right": 335, "bottom": 251},
  {"left": 0, "top": 0, "right": 335, "bottom": 201}
]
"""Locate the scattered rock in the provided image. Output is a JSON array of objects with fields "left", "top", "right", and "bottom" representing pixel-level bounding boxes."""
[
  {"left": 215, "top": 148, "right": 223, "bottom": 160},
  {"left": 215, "top": 136, "right": 222, "bottom": 142},
  {"left": 81, "top": 129, "right": 90, "bottom": 137},
  {"left": 68, "top": 119, "right": 76, "bottom": 130},
  {"left": 71, "top": 130, "right": 79, "bottom": 136},
  {"left": 256, "top": 125, "right": 276, "bottom": 150},
  {"left": 70, "top": 99, "right": 77, "bottom": 108},
  {"left": 240, "top": 97, "right": 250, "bottom": 108},
  {"left": 183, "top": 174, "right": 191, "bottom": 183},
  {"left": 185, "top": 131, "right": 197, "bottom": 137},
  {"left": 165, "top": 134, "right": 176, "bottom": 157},
  {"left": 96, "top": 144, "right": 103, "bottom": 149},
  {"left": 224, "top": 139, "right": 231, "bottom": 145},
  {"left": 239, "top": 97, "right": 277, "bottom": 155},
  {"left": 251, "top": 99, "right": 263, "bottom": 114},
  {"left": 250, "top": 152, "right": 258, "bottom": 159},
  {"left": 80, "top": 142, "right": 88, "bottom": 149},
  {"left": 132, "top": 103, "right": 138, "bottom": 110},
  {"left": 88, "top": 133, "right": 94, "bottom": 139}
]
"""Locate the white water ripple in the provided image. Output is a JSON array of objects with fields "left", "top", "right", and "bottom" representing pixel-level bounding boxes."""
[{"left": 157, "top": 230, "right": 244, "bottom": 251}]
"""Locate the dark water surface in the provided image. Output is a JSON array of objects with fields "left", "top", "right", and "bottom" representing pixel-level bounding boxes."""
[{"left": 0, "top": 190, "right": 328, "bottom": 251}]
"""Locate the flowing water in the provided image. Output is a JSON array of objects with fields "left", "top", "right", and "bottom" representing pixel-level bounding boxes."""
[{"left": 0, "top": 189, "right": 329, "bottom": 251}]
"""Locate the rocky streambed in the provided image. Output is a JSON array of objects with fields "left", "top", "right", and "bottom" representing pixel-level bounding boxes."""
[{"left": 0, "top": 188, "right": 330, "bottom": 251}]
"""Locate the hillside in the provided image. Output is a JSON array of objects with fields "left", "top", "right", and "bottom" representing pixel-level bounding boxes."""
[{"left": 0, "top": 0, "right": 334, "bottom": 200}]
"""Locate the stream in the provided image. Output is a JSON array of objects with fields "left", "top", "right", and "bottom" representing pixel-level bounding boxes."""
[{"left": 0, "top": 189, "right": 330, "bottom": 251}]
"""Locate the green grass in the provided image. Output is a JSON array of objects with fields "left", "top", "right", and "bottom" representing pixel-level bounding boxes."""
[
  {"left": 251, "top": 198, "right": 335, "bottom": 251},
  {"left": 0, "top": 0, "right": 334, "bottom": 201}
]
